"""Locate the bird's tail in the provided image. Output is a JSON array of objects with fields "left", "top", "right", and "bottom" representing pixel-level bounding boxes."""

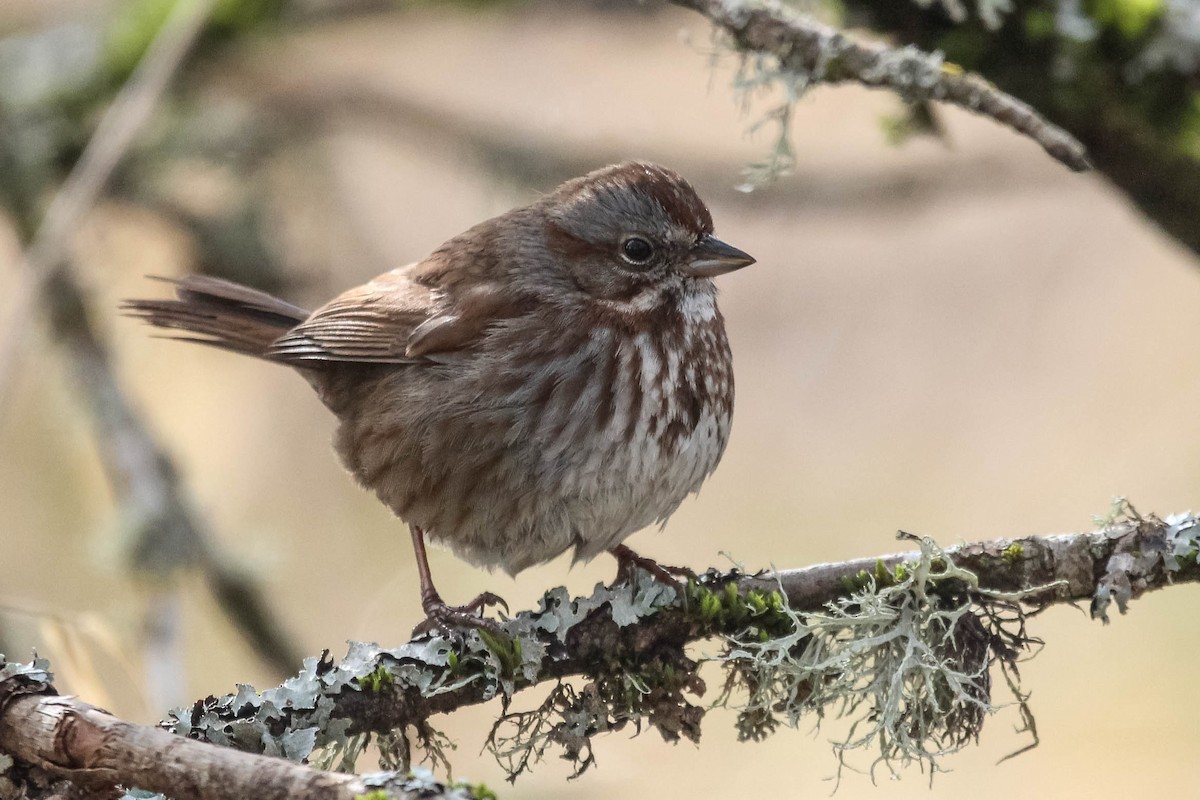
[{"left": 121, "top": 276, "right": 311, "bottom": 359}]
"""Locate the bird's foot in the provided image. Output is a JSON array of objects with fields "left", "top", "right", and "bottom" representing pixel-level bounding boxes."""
[
  {"left": 412, "top": 591, "right": 509, "bottom": 637},
  {"left": 609, "top": 544, "right": 696, "bottom": 588}
]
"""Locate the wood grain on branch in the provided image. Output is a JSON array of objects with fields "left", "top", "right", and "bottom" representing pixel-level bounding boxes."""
[
  {"left": 0, "top": 696, "right": 364, "bottom": 800},
  {"left": 0, "top": 684, "right": 471, "bottom": 800}
]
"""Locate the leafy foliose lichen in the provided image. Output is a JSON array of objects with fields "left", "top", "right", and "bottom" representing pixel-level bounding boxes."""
[
  {"left": 156, "top": 535, "right": 1072, "bottom": 787},
  {"left": 1092, "top": 502, "right": 1199, "bottom": 621}
]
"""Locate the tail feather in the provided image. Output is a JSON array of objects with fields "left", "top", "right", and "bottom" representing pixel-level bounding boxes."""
[{"left": 122, "top": 276, "right": 311, "bottom": 359}]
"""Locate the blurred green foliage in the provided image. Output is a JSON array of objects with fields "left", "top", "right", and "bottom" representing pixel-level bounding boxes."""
[
  {"left": 0, "top": 0, "right": 289, "bottom": 286},
  {"left": 105, "top": 0, "right": 286, "bottom": 84},
  {"left": 1089, "top": 0, "right": 1163, "bottom": 39}
]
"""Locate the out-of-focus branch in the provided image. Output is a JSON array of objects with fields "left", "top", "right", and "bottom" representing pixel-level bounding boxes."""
[
  {"left": 43, "top": 267, "right": 303, "bottom": 680},
  {"left": 839, "top": 0, "right": 1200, "bottom": 259},
  {"left": 0, "top": 0, "right": 301, "bottom": 684},
  {"left": 0, "top": 0, "right": 217, "bottom": 413},
  {"left": 670, "top": 0, "right": 1091, "bottom": 172}
]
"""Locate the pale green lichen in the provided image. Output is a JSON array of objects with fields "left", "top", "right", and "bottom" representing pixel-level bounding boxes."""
[
  {"left": 164, "top": 570, "right": 681, "bottom": 777},
  {"left": 17, "top": 506, "right": 1199, "bottom": 795},
  {"left": 354, "top": 791, "right": 389, "bottom": 800},
  {"left": 155, "top": 542, "right": 1046, "bottom": 786},
  {"left": 357, "top": 768, "right": 494, "bottom": 800},
  {"left": 713, "top": 536, "right": 1039, "bottom": 784}
]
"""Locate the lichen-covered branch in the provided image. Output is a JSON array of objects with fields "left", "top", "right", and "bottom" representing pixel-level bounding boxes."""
[
  {"left": 749, "top": 508, "right": 1199, "bottom": 619},
  {"left": 2, "top": 507, "right": 1194, "bottom": 796},
  {"left": 157, "top": 507, "right": 1197, "bottom": 783},
  {"left": 0, "top": 660, "right": 483, "bottom": 800},
  {"left": 842, "top": 0, "right": 1200, "bottom": 258},
  {"left": 670, "top": 0, "right": 1091, "bottom": 174}
]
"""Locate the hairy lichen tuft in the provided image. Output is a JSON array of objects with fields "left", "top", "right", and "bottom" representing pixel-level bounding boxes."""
[{"left": 714, "top": 536, "right": 1041, "bottom": 783}]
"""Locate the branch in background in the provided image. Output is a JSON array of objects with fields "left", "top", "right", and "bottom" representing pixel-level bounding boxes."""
[
  {"left": 42, "top": 267, "right": 303, "bottom": 682},
  {"left": 114, "top": 509, "right": 1200, "bottom": 786},
  {"left": 670, "top": 0, "right": 1091, "bottom": 179},
  {"left": 0, "top": 0, "right": 301, "bottom": 686},
  {"left": 840, "top": 0, "right": 1200, "bottom": 258},
  {"left": 0, "top": 0, "right": 219, "bottom": 414}
]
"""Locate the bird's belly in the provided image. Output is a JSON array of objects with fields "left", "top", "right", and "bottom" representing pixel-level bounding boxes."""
[
  {"left": 475, "top": 387, "right": 731, "bottom": 574},
  {"left": 331, "top": 322, "right": 732, "bottom": 575},
  {"left": 550, "top": 404, "right": 729, "bottom": 555}
]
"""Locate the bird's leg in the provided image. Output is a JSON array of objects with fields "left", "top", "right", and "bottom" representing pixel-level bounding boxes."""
[
  {"left": 608, "top": 544, "right": 697, "bottom": 587},
  {"left": 410, "top": 525, "right": 508, "bottom": 636}
]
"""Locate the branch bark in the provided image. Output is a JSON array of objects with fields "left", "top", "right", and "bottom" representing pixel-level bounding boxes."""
[
  {"left": 669, "top": 0, "right": 1091, "bottom": 172},
  {"left": 836, "top": 0, "right": 1200, "bottom": 258},
  {"left": 2, "top": 510, "right": 1194, "bottom": 798},
  {"left": 0, "top": 696, "right": 363, "bottom": 800},
  {"left": 0, "top": 682, "right": 469, "bottom": 800}
]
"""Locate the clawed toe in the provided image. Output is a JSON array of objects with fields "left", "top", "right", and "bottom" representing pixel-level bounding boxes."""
[
  {"left": 464, "top": 591, "right": 509, "bottom": 616},
  {"left": 608, "top": 544, "right": 694, "bottom": 588},
  {"left": 412, "top": 591, "right": 509, "bottom": 637}
]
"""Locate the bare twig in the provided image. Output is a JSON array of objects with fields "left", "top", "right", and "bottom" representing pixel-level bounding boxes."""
[
  {"left": 0, "top": 0, "right": 218, "bottom": 413},
  {"left": 671, "top": 0, "right": 1092, "bottom": 172}
]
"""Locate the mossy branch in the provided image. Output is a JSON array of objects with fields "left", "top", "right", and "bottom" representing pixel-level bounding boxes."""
[
  {"left": 671, "top": 0, "right": 1092, "bottom": 176},
  {"left": 5, "top": 505, "right": 1193, "bottom": 799}
]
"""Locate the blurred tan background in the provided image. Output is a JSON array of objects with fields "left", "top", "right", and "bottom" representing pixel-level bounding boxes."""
[{"left": 3, "top": 1, "right": 1199, "bottom": 798}]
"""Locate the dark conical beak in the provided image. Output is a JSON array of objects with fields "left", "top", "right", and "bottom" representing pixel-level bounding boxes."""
[{"left": 681, "top": 234, "right": 756, "bottom": 278}]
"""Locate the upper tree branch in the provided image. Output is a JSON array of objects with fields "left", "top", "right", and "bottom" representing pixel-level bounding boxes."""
[{"left": 670, "top": 0, "right": 1091, "bottom": 172}]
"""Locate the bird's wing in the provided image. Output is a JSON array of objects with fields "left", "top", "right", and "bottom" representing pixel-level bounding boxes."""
[
  {"left": 266, "top": 265, "right": 432, "bottom": 364},
  {"left": 267, "top": 260, "right": 525, "bottom": 365}
]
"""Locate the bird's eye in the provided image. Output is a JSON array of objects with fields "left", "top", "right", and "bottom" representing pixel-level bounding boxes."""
[{"left": 620, "top": 237, "right": 655, "bottom": 266}]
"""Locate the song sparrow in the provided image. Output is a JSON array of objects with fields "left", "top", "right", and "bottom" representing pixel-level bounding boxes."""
[{"left": 124, "top": 162, "right": 755, "bottom": 631}]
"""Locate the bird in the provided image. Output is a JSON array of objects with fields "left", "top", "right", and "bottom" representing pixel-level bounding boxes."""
[{"left": 123, "top": 161, "right": 755, "bottom": 631}]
